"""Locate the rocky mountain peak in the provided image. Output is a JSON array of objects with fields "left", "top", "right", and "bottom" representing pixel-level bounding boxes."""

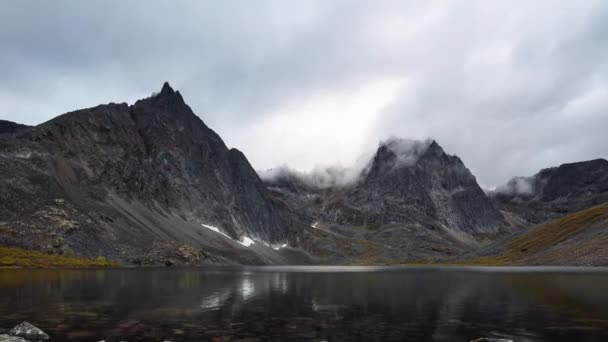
[
  {"left": 160, "top": 81, "right": 175, "bottom": 95},
  {"left": 0, "top": 83, "right": 304, "bottom": 266},
  {"left": 365, "top": 138, "right": 454, "bottom": 181},
  {"left": 137, "top": 82, "right": 188, "bottom": 113},
  {"left": 422, "top": 139, "right": 445, "bottom": 158},
  {"left": 366, "top": 144, "right": 399, "bottom": 179},
  {"left": 349, "top": 137, "right": 504, "bottom": 233}
]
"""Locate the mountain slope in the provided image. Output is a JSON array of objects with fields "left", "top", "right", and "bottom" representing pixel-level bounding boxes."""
[
  {"left": 492, "top": 159, "right": 608, "bottom": 225},
  {"left": 460, "top": 204, "right": 608, "bottom": 266},
  {"left": 0, "top": 83, "right": 307, "bottom": 265}
]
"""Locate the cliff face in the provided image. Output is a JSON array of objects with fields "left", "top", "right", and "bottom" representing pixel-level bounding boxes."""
[
  {"left": 492, "top": 159, "right": 608, "bottom": 224},
  {"left": 321, "top": 139, "right": 505, "bottom": 234},
  {"left": 0, "top": 83, "right": 305, "bottom": 265}
]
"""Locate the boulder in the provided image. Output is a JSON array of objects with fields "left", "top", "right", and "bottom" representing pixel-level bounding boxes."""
[{"left": 9, "top": 322, "right": 49, "bottom": 341}]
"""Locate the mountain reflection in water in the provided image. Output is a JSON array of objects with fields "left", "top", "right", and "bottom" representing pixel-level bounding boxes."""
[{"left": 0, "top": 266, "right": 607, "bottom": 341}]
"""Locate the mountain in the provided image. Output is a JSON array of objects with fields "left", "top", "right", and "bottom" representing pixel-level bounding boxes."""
[
  {"left": 0, "top": 83, "right": 307, "bottom": 265},
  {"left": 2, "top": 83, "right": 606, "bottom": 266},
  {"left": 266, "top": 138, "right": 507, "bottom": 264},
  {"left": 335, "top": 139, "right": 505, "bottom": 233},
  {"left": 491, "top": 159, "right": 608, "bottom": 224},
  {"left": 0, "top": 120, "right": 30, "bottom": 134}
]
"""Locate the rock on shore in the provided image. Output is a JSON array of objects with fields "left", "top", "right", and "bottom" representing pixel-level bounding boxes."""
[{"left": 3, "top": 322, "right": 49, "bottom": 342}]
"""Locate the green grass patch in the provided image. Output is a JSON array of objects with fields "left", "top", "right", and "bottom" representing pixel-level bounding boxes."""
[{"left": 0, "top": 247, "right": 119, "bottom": 268}]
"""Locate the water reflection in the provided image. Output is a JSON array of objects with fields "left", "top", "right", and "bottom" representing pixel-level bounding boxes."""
[{"left": 0, "top": 267, "right": 607, "bottom": 341}]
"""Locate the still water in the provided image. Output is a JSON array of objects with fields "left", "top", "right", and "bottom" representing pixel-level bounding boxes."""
[{"left": 0, "top": 266, "right": 607, "bottom": 341}]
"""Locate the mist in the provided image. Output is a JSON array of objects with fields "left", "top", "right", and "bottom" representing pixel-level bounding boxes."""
[
  {"left": 259, "top": 137, "right": 437, "bottom": 189},
  {"left": 492, "top": 176, "right": 536, "bottom": 196}
]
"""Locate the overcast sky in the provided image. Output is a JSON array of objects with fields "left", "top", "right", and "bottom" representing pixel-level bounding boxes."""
[{"left": 1, "top": 1, "right": 607, "bottom": 187}]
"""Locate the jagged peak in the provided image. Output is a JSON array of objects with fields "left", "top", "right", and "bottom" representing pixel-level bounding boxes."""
[
  {"left": 364, "top": 137, "right": 472, "bottom": 184},
  {"left": 421, "top": 139, "right": 445, "bottom": 158},
  {"left": 428, "top": 139, "right": 442, "bottom": 151},
  {"left": 137, "top": 81, "right": 187, "bottom": 110},
  {"left": 375, "top": 138, "right": 432, "bottom": 167},
  {"left": 150, "top": 81, "right": 182, "bottom": 101},
  {"left": 160, "top": 81, "right": 175, "bottom": 96}
]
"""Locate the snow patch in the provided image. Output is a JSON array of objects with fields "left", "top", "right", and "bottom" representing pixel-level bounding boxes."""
[
  {"left": 201, "top": 223, "right": 234, "bottom": 240},
  {"left": 238, "top": 236, "right": 255, "bottom": 247},
  {"left": 272, "top": 243, "right": 288, "bottom": 250},
  {"left": 202, "top": 224, "right": 255, "bottom": 247},
  {"left": 201, "top": 223, "right": 286, "bottom": 250},
  {"left": 0, "top": 151, "right": 35, "bottom": 159}
]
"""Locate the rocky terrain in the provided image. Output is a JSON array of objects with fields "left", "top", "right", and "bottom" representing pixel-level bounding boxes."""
[
  {"left": 491, "top": 159, "right": 608, "bottom": 225},
  {"left": 455, "top": 203, "right": 608, "bottom": 266},
  {"left": 0, "top": 83, "right": 606, "bottom": 266},
  {"left": 262, "top": 142, "right": 608, "bottom": 266},
  {"left": 0, "top": 83, "right": 309, "bottom": 266},
  {"left": 265, "top": 139, "right": 509, "bottom": 264}
]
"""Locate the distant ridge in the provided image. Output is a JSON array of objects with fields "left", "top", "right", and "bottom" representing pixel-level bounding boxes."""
[{"left": 0, "top": 120, "right": 30, "bottom": 134}]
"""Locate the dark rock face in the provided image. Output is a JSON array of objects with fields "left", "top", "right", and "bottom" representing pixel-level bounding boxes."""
[
  {"left": 0, "top": 120, "right": 30, "bottom": 134},
  {"left": 324, "top": 139, "right": 505, "bottom": 234},
  {"left": 0, "top": 83, "right": 304, "bottom": 265},
  {"left": 535, "top": 159, "right": 608, "bottom": 202},
  {"left": 492, "top": 159, "right": 608, "bottom": 224}
]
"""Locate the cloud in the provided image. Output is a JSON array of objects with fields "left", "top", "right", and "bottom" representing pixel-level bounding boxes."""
[
  {"left": 259, "top": 165, "right": 363, "bottom": 189},
  {"left": 1, "top": 1, "right": 608, "bottom": 187},
  {"left": 382, "top": 138, "right": 433, "bottom": 169},
  {"left": 493, "top": 176, "right": 536, "bottom": 196},
  {"left": 259, "top": 138, "right": 435, "bottom": 188}
]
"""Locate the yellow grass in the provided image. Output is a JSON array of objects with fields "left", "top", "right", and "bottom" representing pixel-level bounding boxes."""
[
  {"left": 508, "top": 204, "right": 608, "bottom": 253},
  {"left": 0, "top": 247, "right": 119, "bottom": 268},
  {"left": 447, "top": 204, "right": 608, "bottom": 266}
]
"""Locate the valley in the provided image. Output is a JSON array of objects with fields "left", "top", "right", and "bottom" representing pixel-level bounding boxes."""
[{"left": 1, "top": 83, "right": 606, "bottom": 267}]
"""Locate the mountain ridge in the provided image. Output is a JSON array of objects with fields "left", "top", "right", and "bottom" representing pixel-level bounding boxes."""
[
  {"left": 0, "top": 120, "right": 30, "bottom": 134},
  {"left": 491, "top": 158, "right": 608, "bottom": 225},
  {"left": 0, "top": 82, "right": 308, "bottom": 265},
  {"left": 1, "top": 83, "right": 607, "bottom": 266}
]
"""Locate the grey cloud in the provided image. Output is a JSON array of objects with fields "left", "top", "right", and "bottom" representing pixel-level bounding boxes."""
[
  {"left": 259, "top": 164, "right": 364, "bottom": 189},
  {"left": 1, "top": 1, "right": 607, "bottom": 187},
  {"left": 494, "top": 177, "right": 536, "bottom": 196}
]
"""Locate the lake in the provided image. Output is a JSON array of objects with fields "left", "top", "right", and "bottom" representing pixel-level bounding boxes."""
[{"left": 0, "top": 266, "right": 607, "bottom": 341}]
